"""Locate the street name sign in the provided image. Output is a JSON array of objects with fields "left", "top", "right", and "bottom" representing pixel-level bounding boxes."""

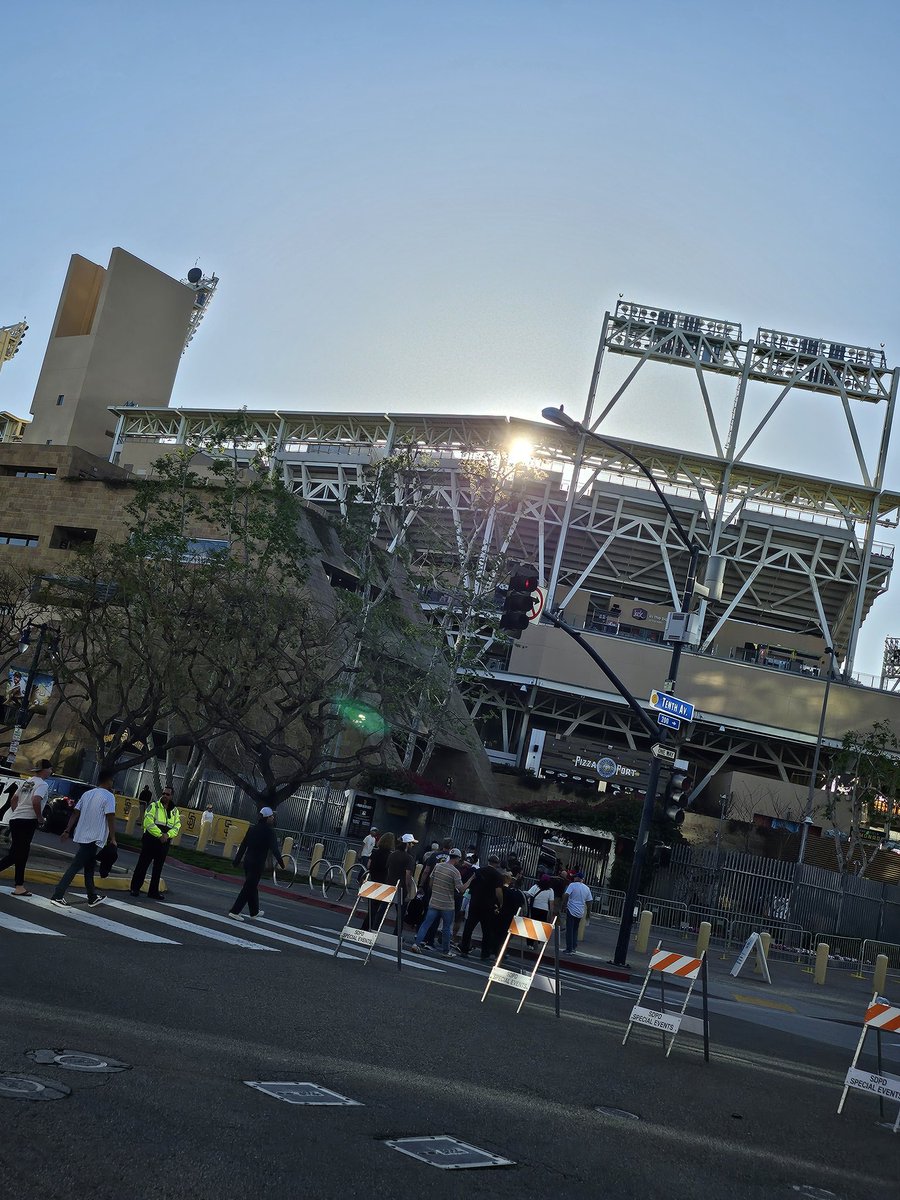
[
  {"left": 657, "top": 712, "right": 681, "bottom": 730},
  {"left": 649, "top": 690, "right": 695, "bottom": 723},
  {"left": 650, "top": 743, "right": 677, "bottom": 762}
]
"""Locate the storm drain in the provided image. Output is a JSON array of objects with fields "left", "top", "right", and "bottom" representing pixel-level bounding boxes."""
[
  {"left": 385, "top": 1135, "right": 514, "bottom": 1169},
  {"left": 0, "top": 1074, "right": 71, "bottom": 1101},
  {"left": 26, "top": 1049, "right": 131, "bottom": 1073},
  {"left": 244, "top": 1081, "right": 361, "bottom": 1106}
]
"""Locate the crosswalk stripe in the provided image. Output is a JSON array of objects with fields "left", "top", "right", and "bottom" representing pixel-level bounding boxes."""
[
  {"left": 253, "top": 912, "right": 443, "bottom": 972},
  {"left": 102, "top": 898, "right": 277, "bottom": 951},
  {"left": 14, "top": 895, "right": 178, "bottom": 944},
  {"left": 0, "top": 907, "right": 65, "bottom": 936},
  {"left": 167, "top": 904, "right": 360, "bottom": 959}
]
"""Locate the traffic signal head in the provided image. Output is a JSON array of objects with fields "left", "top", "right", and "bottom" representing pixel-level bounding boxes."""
[
  {"left": 499, "top": 565, "right": 539, "bottom": 636},
  {"left": 663, "top": 768, "right": 689, "bottom": 825}
]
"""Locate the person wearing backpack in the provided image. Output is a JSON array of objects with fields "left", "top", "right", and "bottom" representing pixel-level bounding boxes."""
[{"left": 0, "top": 760, "right": 51, "bottom": 895}]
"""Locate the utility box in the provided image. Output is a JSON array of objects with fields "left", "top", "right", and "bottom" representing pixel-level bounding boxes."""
[{"left": 665, "top": 611, "right": 702, "bottom": 646}]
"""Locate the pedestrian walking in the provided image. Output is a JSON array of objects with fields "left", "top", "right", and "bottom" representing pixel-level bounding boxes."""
[
  {"left": 50, "top": 772, "right": 117, "bottom": 908},
  {"left": 526, "top": 875, "right": 556, "bottom": 923},
  {"left": 418, "top": 837, "right": 452, "bottom": 944},
  {"left": 362, "top": 831, "right": 394, "bottom": 930},
  {"left": 453, "top": 851, "right": 476, "bottom": 941},
  {"left": 411, "top": 848, "right": 463, "bottom": 957},
  {"left": 562, "top": 871, "right": 593, "bottom": 954},
  {"left": 459, "top": 854, "right": 504, "bottom": 960},
  {"left": 499, "top": 870, "right": 526, "bottom": 928},
  {"left": 227, "top": 807, "right": 285, "bottom": 921},
  {"left": 0, "top": 776, "right": 20, "bottom": 822},
  {"left": 0, "top": 760, "right": 52, "bottom": 895},
  {"left": 359, "top": 826, "right": 378, "bottom": 867},
  {"left": 129, "top": 785, "right": 181, "bottom": 899},
  {"left": 200, "top": 804, "right": 214, "bottom": 833},
  {"left": 386, "top": 833, "right": 417, "bottom": 930}
]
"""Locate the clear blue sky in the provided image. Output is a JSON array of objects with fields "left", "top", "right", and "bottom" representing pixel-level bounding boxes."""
[{"left": 3, "top": 0, "right": 900, "bottom": 672}]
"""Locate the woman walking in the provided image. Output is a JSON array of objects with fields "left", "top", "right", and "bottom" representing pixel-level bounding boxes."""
[{"left": 0, "top": 761, "right": 53, "bottom": 895}]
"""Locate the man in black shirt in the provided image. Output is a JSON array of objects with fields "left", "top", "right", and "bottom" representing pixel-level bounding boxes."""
[
  {"left": 227, "top": 807, "right": 285, "bottom": 921},
  {"left": 459, "top": 855, "right": 504, "bottom": 960},
  {"left": 385, "top": 833, "right": 417, "bottom": 931}
]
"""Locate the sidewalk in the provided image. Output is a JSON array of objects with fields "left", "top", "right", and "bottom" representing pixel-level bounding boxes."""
[{"left": 0, "top": 832, "right": 165, "bottom": 894}]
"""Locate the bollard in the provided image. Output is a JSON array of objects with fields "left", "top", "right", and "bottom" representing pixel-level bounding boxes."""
[
  {"left": 578, "top": 911, "right": 588, "bottom": 943},
  {"left": 695, "top": 921, "right": 712, "bottom": 957},
  {"left": 814, "top": 941, "right": 829, "bottom": 986},
  {"left": 196, "top": 824, "right": 212, "bottom": 853},
  {"left": 635, "top": 909, "right": 653, "bottom": 954},
  {"left": 342, "top": 849, "right": 357, "bottom": 873},
  {"left": 754, "top": 932, "right": 772, "bottom": 974},
  {"left": 309, "top": 842, "right": 324, "bottom": 879},
  {"left": 281, "top": 836, "right": 294, "bottom": 859},
  {"left": 873, "top": 953, "right": 889, "bottom": 996},
  {"left": 223, "top": 825, "right": 243, "bottom": 860},
  {"left": 124, "top": 804, "right": 139, "bottom": 837}
]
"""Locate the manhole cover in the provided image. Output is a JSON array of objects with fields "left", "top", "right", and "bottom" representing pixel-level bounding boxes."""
[
  {"left": 595, "top": 1106, "right": 641, "bottom": 1120},
  {"left": 385, "top": 1136, "right": 514, "bottom": 1169},
  {"left": 243, "top": 1081, "right": 361, "bottom": 1106},
  {"left": 26, "top": 1050, "right": 131, "bottom": 1073},
  {"left": 0, "top": 1074, "right": 71, "bottom": 1101}
]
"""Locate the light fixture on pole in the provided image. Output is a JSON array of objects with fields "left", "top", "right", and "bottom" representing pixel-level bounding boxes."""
[{"left": 541, "top": 405, "right": 726, "bottom": 965}]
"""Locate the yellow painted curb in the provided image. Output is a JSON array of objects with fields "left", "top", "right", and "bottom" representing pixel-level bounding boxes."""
[
  {"left": 1, "top": 867, "right": 166, "bottom": 893},
  {"left": 732, "top": 992, "right": 795, "bottom": 1013}
]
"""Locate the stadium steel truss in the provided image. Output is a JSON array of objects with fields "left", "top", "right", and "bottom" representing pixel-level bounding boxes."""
[{"left": 109, "top": 300, "right": 900, "bottom": 793}]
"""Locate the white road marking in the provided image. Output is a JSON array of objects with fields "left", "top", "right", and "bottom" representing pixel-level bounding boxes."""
[
  {"left": 248, "top": 911, "right": 444, "bottom": 972},
  {"left": 102, "top": 898, "right": 276, "bottom": 951},
  {"left": 0, "top": 906, "right": 65, "bottom": 936},
  {"left": 15, "top": 895, "right": 178, "bottom": 944},
  {"left": 167, "top": 903, "right": 373, "bottom": 961}
]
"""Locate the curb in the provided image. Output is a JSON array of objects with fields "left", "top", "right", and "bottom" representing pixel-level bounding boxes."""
[{"left": 3, "top": 867, "right": 166, "bottom": 894}]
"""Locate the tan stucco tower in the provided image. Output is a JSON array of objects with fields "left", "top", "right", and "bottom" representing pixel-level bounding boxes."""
[{"left": 24, "top": 247, "right": 194, "bottom": 459}]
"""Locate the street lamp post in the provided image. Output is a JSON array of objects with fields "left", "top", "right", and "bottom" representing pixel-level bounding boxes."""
[
  {"left": 541, "top": 406, "right": 724, "bottom": 965},
  {"left": 798, "top": 645, "right": 836, "bottom": 864}
]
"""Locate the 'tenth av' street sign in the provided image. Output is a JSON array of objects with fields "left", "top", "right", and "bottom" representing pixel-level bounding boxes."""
[
  {"left": 657, "top": 712, "right": 681, "bottom": 731},
  {"left": 649, "top": 690, "right": 694, "bottom": 724}
]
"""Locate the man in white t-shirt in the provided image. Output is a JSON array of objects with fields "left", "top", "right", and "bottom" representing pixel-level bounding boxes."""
[
  {"left": 0, "top": 760, "right": 52, "bottom": 894},
  {"left": 360, "top": 826, "right": 378, "bottom": 867},
  {"left": 562, "top": 872, "right": 594, "bottom": 954},
  {"left": 50, "top": 771, "right": 117, "bottom": 909}
]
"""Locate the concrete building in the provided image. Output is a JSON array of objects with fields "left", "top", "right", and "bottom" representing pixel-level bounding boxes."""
[{"left": 23, "top": 248, "right": 196, "bottom": 459}]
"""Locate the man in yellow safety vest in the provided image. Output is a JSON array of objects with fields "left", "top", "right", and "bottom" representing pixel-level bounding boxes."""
[{"left": 129, "top": 786, "right": 181, "bottom": 900}]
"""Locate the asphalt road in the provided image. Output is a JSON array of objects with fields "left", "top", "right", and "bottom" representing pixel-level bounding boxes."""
[{"left": 1, "top": 857, "right": 898, "bottom": 1200}]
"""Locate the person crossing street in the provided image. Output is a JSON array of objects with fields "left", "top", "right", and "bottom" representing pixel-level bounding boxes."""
[
  {"left": 129, "top": 785, "right": 181, "bottom": 900},
  {"left": 227, "top": 807, "right": 285, "bottom": 921},
  {"left": 50, "top": 772, "right": 117, "bottom": 908}
]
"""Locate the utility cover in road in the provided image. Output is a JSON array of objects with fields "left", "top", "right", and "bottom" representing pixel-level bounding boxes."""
[
  {"left": 649, "top": 689, "right": 694, "bottom": 722},
  {"left": 650, "top": 743, "right": 677, "bottom": 761},
  {"left": 244, "top": 1081, "right": 362, "bottom": 1105},
  {"left": 385, "top": 1136, "right": 514, "bottom": 1169},
  {"left": 0, "top": 1074, "right": 71, "bottom": 1101},
  {"left": 26, "top": 1049, "right": 131, "bottom": 1073}
]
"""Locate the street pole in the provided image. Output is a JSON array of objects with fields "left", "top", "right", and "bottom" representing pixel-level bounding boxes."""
[
  {"left": 798, "top": 646, "right": 834, "bottom": 864},
  {"left": 540, "top": 406, "right": 722, "bottom": 967}
]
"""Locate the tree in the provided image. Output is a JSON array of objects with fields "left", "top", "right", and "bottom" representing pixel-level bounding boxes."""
[
  {"left": 53, "top": 422, "right": 398, "bottom": 805},
  {"left": 827, "top": 721, "right": 900, "bottom": 876},
  {"left": 337, "top": 442, "right": 540, "bottom": 775}
]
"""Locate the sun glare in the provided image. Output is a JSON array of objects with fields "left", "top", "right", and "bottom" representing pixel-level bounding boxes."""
[{"left": 507, "top": 438, "right": 534, "bottom": 466}]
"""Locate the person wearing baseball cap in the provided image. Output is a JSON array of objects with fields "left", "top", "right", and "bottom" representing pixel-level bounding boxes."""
[
  {"left": 360, "top": 826, "right": 378, "bottom": 867},
  {"left": 411, "top": 849, "right": 463, "bottom": 957},
  {"left": 228, "top": 806, "right": 285, "bottom": 922}
]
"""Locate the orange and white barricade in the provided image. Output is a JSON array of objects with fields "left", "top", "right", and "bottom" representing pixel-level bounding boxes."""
[
  {"left": 837, "top": 995, "right": 900, "bottom": 1131},
  {"left": 333, "top": 880, "right": 402, "bottom": 968},
  {"left": 481, "top": 913, "right": 561, "bottom": 1015},
  {"left": 623, "top": 942, "right": 710, "bottom": 1061}
]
